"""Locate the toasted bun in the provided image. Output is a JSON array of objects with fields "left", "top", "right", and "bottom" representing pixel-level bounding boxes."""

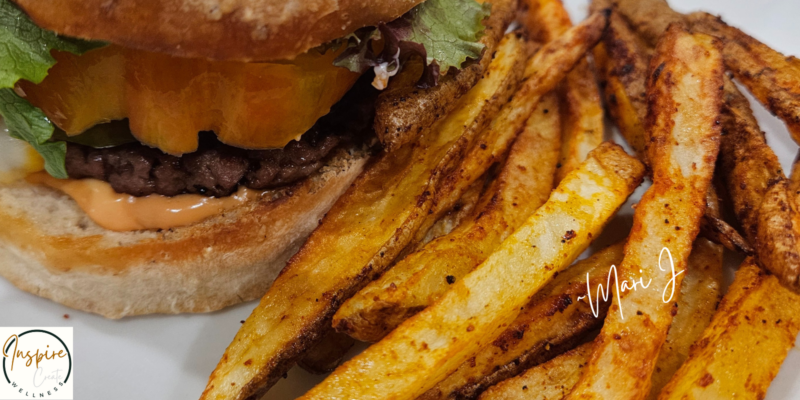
[
  {"left": 13, "top": 0, "right": 425, "bottom": 61},
  {"left": 0, "top": 148, "right": 369, "bottom": 319}
]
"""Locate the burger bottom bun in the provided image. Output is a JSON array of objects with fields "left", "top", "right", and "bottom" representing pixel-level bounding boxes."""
[{"left": 0, "top": 147, "right": 369, "bottom": 319}]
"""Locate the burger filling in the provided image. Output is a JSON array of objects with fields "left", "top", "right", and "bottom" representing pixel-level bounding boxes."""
[{"left": 0, "top": 0, "right": 492, "bottom": 205}]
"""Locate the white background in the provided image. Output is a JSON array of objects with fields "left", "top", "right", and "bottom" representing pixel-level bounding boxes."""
[{"left": 2, "top": 0, "right": 800, "bottom": 399}]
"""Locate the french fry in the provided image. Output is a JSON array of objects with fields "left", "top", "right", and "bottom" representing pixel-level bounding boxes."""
[
  {"left": 646, "top": 195, "right": 724, "bottom": 399},
  {"left": 334, "top": 93, "right": 562, "bottom": 342},
  {"left": 417, "top": 174, "right": 488, "bottom": 247},
  {"left": 373, "top": 0, "right": 518, "bottom": 152},
  {"left": 416, "top": 11, "right": 609, "bottom": 247},
  {"left": 298, "top": 143, "right": 645, "bottom": 400},
  {"left": 298, "top": 330, "right": 355, "bottom": 375},
  {"left": 594, "top": 3, "right": 746, "bottom": 254},
  {"left": 478, "top": 343, "right": 593, "bottom": 400},
  {"left": 657, "top": 258, "right": 800, "bottom": 400},
  {"left": 755, "top": 181, "right": 800, "bottom": 291},
  {"left": 717, "top": 77, "right": 800, "bottom": 291},
  {"left": 613, "top": 0, "right": 685, "bottom": 47},
  {"left": 592, "top": 5, "right": 650, "bottom": 157},
  {"left": 523, "top": 0, "right": 605, "bottom": 184},
  {"left": 200, "top": 33, "right": 529, "bottom": 400},
  {"left": 689, "top": 12, "right": 800, "bottom": 147},
  {"left": 565, "top": 26, "right": 723, "bottom": 400},
  {"left": 418, "top": 242, "right": 624, "bottom": 400}
]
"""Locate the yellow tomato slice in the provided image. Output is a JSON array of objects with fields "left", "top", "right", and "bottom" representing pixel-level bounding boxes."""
[{"left": 17, "top": 45, "right": 360, "bottom": 154}]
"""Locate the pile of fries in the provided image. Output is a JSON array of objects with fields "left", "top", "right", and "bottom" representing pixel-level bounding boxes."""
[{"left": 200, "top": 0, "right": 800, "bottom": 399}]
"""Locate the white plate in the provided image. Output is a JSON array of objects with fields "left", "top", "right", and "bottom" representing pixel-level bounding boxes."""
[{"left": 2, "top": 0, "right": 800, "bottom": 398}]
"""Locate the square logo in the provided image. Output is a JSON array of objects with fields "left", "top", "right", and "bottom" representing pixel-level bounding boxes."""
[{"left": 0, "top": 327, "right": 73, "bottom": 399}]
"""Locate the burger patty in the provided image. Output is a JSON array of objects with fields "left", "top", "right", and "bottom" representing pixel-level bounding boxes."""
[{"left": 65, "top": 76, "right": 379, "bottom": 197}]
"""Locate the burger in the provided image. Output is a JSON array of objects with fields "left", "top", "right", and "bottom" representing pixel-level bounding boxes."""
[{"left": 0, "top": 0, "right": 507, "bottom": 318}]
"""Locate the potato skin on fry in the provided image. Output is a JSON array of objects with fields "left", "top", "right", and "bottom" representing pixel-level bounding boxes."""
[
  {"left": 657, "top": 258, "right": 800, "bottom": 400},
  {"left": 716, "top": 78, "right": 800, "bottom": 292},
  {"left": 200, "top": 33, "right": 528, "bottom": 400},
  {"left": 592, "top": 8, "right": 650, "bottom": 158},
  {"left": 613, "top": 0, "right": 685, "bottom": 48},
  {"left": 565, "top": 25, "right": 723, "bottom": 400},
  {"left": 690, "top": 12, "right": 800, "bottom": 147},
  {"left": 479, "top": 343, "right": 593, "bottom": 400},
  {"left": 373, "top": 0, "right": 518, "bottom": 152},
  {"left": 299, "top": 143, "right": 644, "bottom": 400}
]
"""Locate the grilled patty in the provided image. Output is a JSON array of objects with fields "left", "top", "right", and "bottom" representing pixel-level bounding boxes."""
[{"left": 65, "top": 77, "right": 378, "bottom": 197}]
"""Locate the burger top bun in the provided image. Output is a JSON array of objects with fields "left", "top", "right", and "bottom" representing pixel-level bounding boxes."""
[{"left": 12, "top": 0, "right": 426, "bottom": 61}]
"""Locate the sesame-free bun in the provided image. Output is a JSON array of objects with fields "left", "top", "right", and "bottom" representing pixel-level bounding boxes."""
[
  {"left": 0, "top": 148, "right": 368, "bottom": 319},
  {"left": 12, "top": 0, "right": 425, "bottom": 61}
]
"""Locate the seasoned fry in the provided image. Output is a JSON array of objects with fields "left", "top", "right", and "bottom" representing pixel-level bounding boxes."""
[
  {"left": 419, "top": 242, "right": 624, "bottom": 400},
  {"left": 416, "top": 11, "right": 609, "bottom": 245},
  {"left": 592, "top": 6, "right": 650, "bottom": 157},
  {"left": 698, "top": 213, "right": 753, "bottom": 255},
  {"left": 373, "top": 0, "right": 518, "bottom": 152},
  {"left": 298, "top": 330, "right": 355, "bottom": 375},
  {"left": 334, "top": 93, "right": 562, "bottom": 342},
  {"left": 200, "top": 33, "right": 528, "bottom": 400},
  {"left": 417, "top": 175, "right": 488, "bottom": 247},
  {"left": 298, "top": 143, "right": 645, "bottom": 400},
  {"left": 594, "top": 5, "right": 744, "bottom": 254},
  {"left": 657, "top": 258, "right": 800, "bottom": 400},
  {"left": 613, "top": 0, "right": 685, "bottom": 47},
  {"left": 479, "top": 343, "right": 593, "bottom": 400},
  {"left": 565, "top": 26, "right": 723, "bottom": 400},
  {"left": 690, "top": 12, "right": 800, "bottom": 146},
  {"left": 716, "top": 77, "right": 800, "bottom": 291},
  {"left": 523, "top": 0, "right": 605, "bottom": 184},
  {"left": 647, "top": 231, "right": 723, "bottom": 398},
  {"left": 755, "top": 181, "right": 800, "bottom": 291}
]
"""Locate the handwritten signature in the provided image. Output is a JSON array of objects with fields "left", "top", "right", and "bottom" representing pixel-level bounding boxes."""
[{"left": 577, "top": 247, "right": 683, "bottom": 320}]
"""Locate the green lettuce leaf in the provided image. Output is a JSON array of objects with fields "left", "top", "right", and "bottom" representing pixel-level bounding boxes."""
[
  {"left": 0, "top": 0, "right": 105, "bottom": 178},
  {"left": 0, "top": 0, "right": 104, "bottom": 87},
  {"left": 334, "top": 0, "right": 490, "bottom": 88},
  {"left": 0, "top": 88, "right": 66, "bottom": 178},
  {"left": 403, "top": 0, "right": 490, "bottom": 72}
]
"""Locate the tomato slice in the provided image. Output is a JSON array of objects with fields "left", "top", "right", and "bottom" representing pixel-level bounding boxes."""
[{"left": 17, "top": 45, "right": 360, "bottom": 154}]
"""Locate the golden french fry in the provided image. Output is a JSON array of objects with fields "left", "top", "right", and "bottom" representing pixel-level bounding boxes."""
[
  {"left": 416, "top": 174, "right": 487, "bottom": 247},
  {"left": 419, "top": 242, "right": 624, "bottom": 400},
  {"left": 565, "top": 26, "right": 723, "bottom": 400},
  {"left": 416, "top": 10, "right": 608, "bottom": 248},
  {"left": 717, "top": 77, "right": 800, "bottom": 292},
  {"left": 373, "top": 0, "right": 518, "bottom": 152},
  {"left": 657, "top": 258, "right": 800, "bottom": 400},
  {"left": 523, "top": 0, "right": 605, "bottom": 184},
  {"left": 647, "top": 236, "right": 723, "bottom": 398},
  {"left": 690, "top": 12, "right": 800, "bottom": 147},
  {"left": 200, "top": 33, "right": 529, "bottom": 400},
  {"left": 755, "top": 181, "right": 800, "bottom": 291},
  {"left": 298, "top": 143, "right": 644, "bottom": 400},
  {"left": 613, "top": 0, "right": 686, "bottom": 47},
  {"left": 478, "top": 343, "right": 593, "bottom": 400},
  {"left": 334, "top": 93, "right": 562, "bottom": 342},
  {"left": 591, "top": 6, "right": 650, "bottom": 157}
]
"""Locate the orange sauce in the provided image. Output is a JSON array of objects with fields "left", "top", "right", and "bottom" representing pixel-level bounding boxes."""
[{"left": 27, "top": 172, "right": 259, "bottom": 231}]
